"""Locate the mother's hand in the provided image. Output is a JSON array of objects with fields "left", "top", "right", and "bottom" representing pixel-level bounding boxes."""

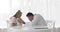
[{"left": 18, "top": 18, "right": 25, "bottom": 24}]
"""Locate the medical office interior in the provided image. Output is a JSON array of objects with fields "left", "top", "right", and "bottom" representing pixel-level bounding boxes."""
[{"left": 0, "top": 0, "right": 60, "bottom": 32}]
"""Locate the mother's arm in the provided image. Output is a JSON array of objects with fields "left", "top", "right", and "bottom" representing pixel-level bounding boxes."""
[{"left": 18, "top": 18, "right": 25, "bottom": 24}]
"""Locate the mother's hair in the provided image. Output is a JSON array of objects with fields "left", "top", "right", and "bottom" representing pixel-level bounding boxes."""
[{"left": 13, "top": 10, "right": 22, "bottom": 18}]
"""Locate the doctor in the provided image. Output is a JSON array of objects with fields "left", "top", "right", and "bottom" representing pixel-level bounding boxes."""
[{"left": 26, "top": 12, "right": 47, "bottom": 26}]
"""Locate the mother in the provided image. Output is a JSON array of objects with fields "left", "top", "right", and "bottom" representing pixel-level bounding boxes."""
[{"left": 8, "top": 10, "right": 25, "bottom": 27}]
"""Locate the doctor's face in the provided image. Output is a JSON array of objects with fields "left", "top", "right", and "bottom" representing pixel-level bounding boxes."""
[{"left": 27, "top": 16, "right": 34, "bottom": 21}]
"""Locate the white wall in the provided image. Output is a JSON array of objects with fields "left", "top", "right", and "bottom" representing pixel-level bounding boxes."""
[
  {"left": 0, "top": 0, "right": 10, "bottom": 28},
  {"left": 47, "top": 0, "right": 60, "bottom": 28},
  {"left": 55, "top": 0, "right": 60, "bottom": 27}
]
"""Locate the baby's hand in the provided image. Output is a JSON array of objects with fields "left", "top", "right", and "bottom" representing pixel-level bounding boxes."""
[{"left": 11, "top": 23, "right": 17, "bottom": 26}]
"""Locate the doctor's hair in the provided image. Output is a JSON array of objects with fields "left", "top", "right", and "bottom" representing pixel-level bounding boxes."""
[{"left": 26, "top": 12, "right": 34, "bottom": 17}]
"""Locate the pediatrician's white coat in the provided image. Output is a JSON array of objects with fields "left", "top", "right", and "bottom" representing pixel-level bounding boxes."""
[{"left": 32, "top": 14, "right": 47, "bottom": 26}]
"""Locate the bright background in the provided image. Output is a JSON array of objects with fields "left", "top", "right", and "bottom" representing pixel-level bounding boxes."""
[{"left": 0, "top": 0, "right": 60, "bottom": 28}]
